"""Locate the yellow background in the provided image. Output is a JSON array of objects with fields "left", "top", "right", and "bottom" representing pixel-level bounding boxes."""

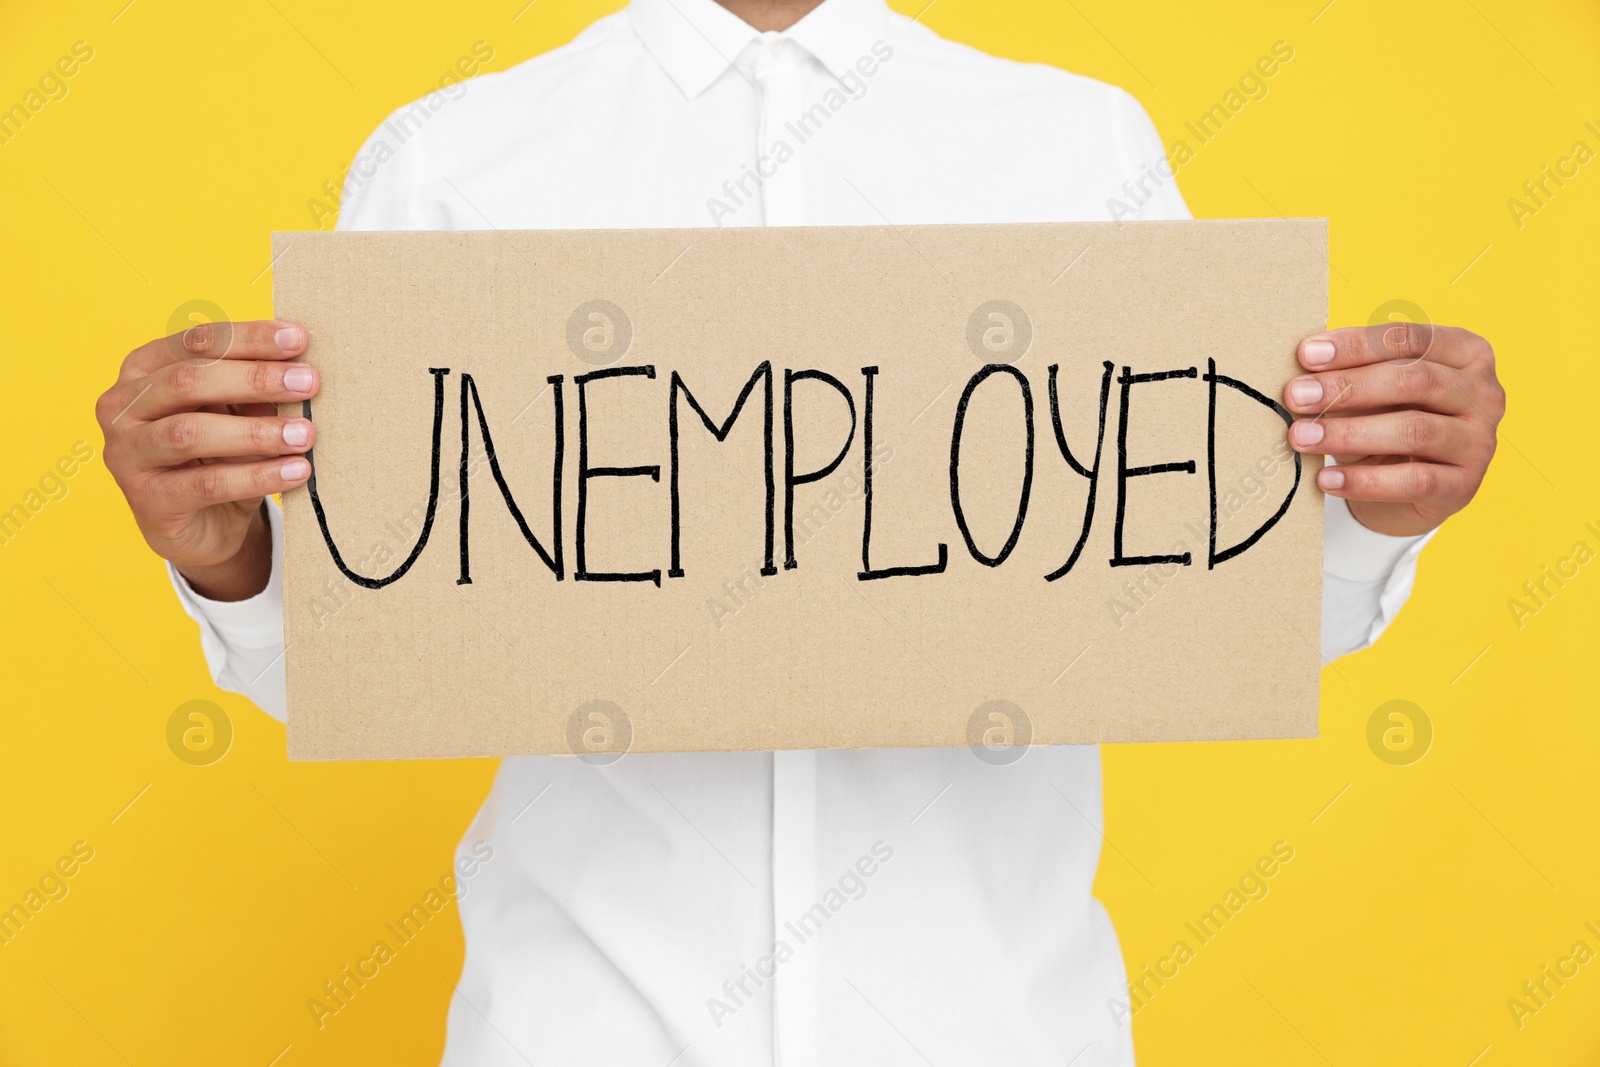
[{"left": 1, "top": 0, "right": 1596, "bottom": 1063}]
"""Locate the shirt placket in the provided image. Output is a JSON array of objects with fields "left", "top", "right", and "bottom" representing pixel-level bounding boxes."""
[
  {"left": 771, "top": 748, "right": 818, "bottom": 1066},
  {"left": 752, "top": 40, "right": 820, "bottom": 1066},
  {"left": 751, "top": 37, "right": 809, "bottom": 227}
]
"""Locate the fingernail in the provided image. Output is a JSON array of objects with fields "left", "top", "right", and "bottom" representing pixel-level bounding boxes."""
[
  {"left": 281, "top": 458, "right": 311, "bottom": 481},
  {"left": 275, "top": 326, "right": 305, "bottom": 353},
  {"left": 283, "top": 420, "right": 311, "bottom": 447},
  {"left": 1292, "top": 420, "right": 1324, "bottom": 447},
  {"left": 1288, "top": 378, "right": 1323, "bottom": 406},
  {"left": 1318, "top": 468, "right": 1345, "bottom": 490},
  {"left": 283, "top": 366, "right": 315, "bottom": 394},
  {"left": 1302, "top": 339, "right": 1336, "bottom": 367}
]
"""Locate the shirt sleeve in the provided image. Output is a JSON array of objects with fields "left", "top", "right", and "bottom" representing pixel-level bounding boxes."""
[
  {"left": 1321, "top": 493, "right": 1434, "bottom": 661},
  {"left": 167, "top": 499, "right": 288, "bottom": 722},
  {"left": 333, "top": 106, "right": 441, "bottom": 232},
  {"left": 1104, "top": 87, "right": 1191, "bottom": 222}
]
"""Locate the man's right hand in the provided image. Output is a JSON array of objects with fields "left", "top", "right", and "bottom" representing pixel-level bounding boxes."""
[{"left": 96, "top": 320, "right": 320, "bottom": 601}]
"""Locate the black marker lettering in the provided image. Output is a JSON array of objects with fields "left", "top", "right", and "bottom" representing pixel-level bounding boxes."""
[
  {"left": 858, "top": 366, "right": 947, "bottom": 580},
  {"left": 1206, "top": 357, "right": 1301, "bottom": 567},
  {"left": 456, "top": 373, "right": 564, "bottom": 585},
  {"left": 783, "top": 368, "right": 856, "bottom": 570},
  {"left": 305, "top": 368, "right": 449, "bottom": 589},
  {"left": 575, "top": 365, "right": 661, "bottom": 586},
  {"left": 1112, "top": 366, "right": 1197, "bottom": 568},
  {"left": 668, "top": 362, "right": 775, "bottom": 579},
  {"left": 1044, "top": 361, "right": 1114, "bottom": 581},
  {"left": 949, "top": 364, "right": 1034, "bottom": 568}
]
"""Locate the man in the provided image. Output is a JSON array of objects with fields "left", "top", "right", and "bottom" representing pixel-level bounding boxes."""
[{"left": 95, "top": 0, "right": 1503, "bottom": 1062}]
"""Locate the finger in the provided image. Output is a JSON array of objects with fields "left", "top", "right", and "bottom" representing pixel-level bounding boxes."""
[
  {"left": 1289, "top": 410, "right": 1471, "bottom": 462},
  {"left": 131, "top": 413, "right": 316, "bottom": 468},
  {"left": 1283, "top": 359, "right": 1475, "bottom": 417},
  {"left": 121, "top": 320, "right": 307, "bottom": 379},
  {"left": 105, "top": 357, "right": 319, "bottom": 422},
  {"left": 1316, "top": 461, "right": 1471, "bottom": 505},
  {"left": 151, "top": 456, "right": 313, "bottom": 512},
  {"left": 1298, "top": 324, "right": 1490, "bottom": 373}
]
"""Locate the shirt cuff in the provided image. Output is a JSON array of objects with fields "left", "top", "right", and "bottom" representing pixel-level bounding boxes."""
[
  {"left": 1322, "top": 493, "right": 1434, "bottom": 583},
  {"left": 167, "top": 499, "right": 286, "bottom": 650}
]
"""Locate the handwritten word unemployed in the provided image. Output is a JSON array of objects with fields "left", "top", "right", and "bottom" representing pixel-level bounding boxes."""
[{"left": 301, "top": 358, "right": 1299, "bottom": 588}]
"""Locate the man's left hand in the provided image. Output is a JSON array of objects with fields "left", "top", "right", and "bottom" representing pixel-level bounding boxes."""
[{"left": 1284, "top": 323, "right": 1505, "bottom": 538}]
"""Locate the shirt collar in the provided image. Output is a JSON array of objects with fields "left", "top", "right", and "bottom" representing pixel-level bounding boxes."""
[
  {"left": 630, "top": 0, "right": 892, "bottom": 98},
  {"left": 784, "top": 0, "right": 892, "bottom": 82}
]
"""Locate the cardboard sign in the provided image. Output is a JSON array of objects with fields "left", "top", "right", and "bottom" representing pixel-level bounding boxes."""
[{"left": 273, "top": 221, "right": 1326, "bottom": 761}]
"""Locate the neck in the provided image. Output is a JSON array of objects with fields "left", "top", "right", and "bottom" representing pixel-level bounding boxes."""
[{"left": 714, "top": 0, "right": 828, "bottom": 32}]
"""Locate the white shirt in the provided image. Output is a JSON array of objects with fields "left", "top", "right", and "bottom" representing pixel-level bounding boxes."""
[{"left": 172, "top": 1, "right": 1433, "bottom": 1063}]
